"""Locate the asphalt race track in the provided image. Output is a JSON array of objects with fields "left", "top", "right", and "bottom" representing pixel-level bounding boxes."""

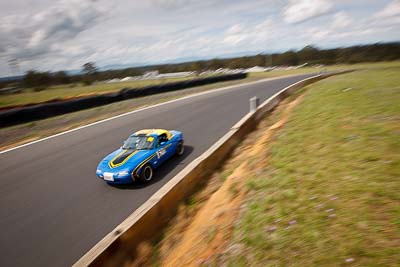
[{"left": 0, "top": 74, "right": 315, "bottom": 266}]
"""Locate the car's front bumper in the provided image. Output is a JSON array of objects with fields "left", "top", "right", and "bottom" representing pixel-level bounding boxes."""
[{"left": 96, "top": 173, "right": 134, "bottom": 184}]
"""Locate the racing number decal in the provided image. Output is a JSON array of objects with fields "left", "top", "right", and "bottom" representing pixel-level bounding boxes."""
[{"left": 156, "top": 148, "right": 166, "bottom": 159}]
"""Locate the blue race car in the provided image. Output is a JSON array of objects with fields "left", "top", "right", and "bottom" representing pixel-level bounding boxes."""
[{"left": 96, "top": 129, "right": 184, "bottom": 184}]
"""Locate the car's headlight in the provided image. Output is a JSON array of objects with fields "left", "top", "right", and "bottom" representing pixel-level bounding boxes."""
[
  {"left": 96, "top": 169, "right": 102, "bottom": 174},
  {"left": 117, "top": 170, "right": 129, "bottom": 176}
]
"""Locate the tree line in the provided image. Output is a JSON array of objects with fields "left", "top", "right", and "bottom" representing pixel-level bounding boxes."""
[{"left": 2, "top": 42, "right": 399, "bottom": 89}]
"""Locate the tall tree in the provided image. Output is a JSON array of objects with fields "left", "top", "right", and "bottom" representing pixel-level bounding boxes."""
[
  {"left": 53, "top": 71, "right": 70, "bottom": 84},
  {"left": 23, "top": 70, "right": 51, "bottom": 89},
  {"left": 81, "top": 62, "right": 98, "bottom": 85},
  {"left": 82, "top": 62, "right": 97, "bottom": 75}
]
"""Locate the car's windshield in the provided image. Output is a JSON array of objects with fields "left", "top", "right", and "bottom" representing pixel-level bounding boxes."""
[{"left": 122, "top": 135, "right": 155, "bottom": 150}]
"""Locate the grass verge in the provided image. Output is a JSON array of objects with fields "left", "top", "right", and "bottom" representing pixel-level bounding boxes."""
[{"left": 227, "top": 65, "right": 400, "bottom": 266}]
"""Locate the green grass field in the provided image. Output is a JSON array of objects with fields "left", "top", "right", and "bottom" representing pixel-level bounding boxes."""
[{"left": 228, "top": 65, "right": 399, "bottom": 266}]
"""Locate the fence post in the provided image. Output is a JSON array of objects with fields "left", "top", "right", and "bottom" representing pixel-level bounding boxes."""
[{"left": 249, "top": 96, "right": 259, "bottom": 113}]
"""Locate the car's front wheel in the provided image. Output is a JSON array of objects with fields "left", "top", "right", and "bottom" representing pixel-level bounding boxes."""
[
  {"left": 139, "top": 164, "right": 153, "bottom": 183},
  {"left": 176, "top": 141, "right": 184, "bottom": 156}
]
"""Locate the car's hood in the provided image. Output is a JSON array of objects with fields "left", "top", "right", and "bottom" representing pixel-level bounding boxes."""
[{"left": 98, "top": 148, "right": 155, "bottom": 171}]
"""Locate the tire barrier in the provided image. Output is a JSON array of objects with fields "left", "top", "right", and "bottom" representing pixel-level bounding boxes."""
[{"left": 0, "top": 73, "right": 247, "bottom": 128}]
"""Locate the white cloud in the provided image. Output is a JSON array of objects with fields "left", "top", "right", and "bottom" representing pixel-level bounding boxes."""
[
  {"left": 306, "top": 8, "right": 398, "bottom": 45},
  {"left": 223, "top": 18, "right": 274, "bottom": 47},
  {"left": 0, "top": 0, "right": 104, "bottom": 62},
  {"left": 374, "top": 0, "right": 400, "bottom": 18},
  {"left": 150, "top": 0, "right": 197, "bottom": 9},
  {"left": 372, "top": 0, "right": 400, "bottom": 27},
  {"left": 331, "top": 12, "right": 352, "bottom": 29},
  {"left": 283, "top": 0, "right": 333, "bottom": 24}
]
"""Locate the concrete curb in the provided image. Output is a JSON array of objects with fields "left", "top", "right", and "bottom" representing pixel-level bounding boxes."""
[{"left": 73, "top": 70, "right": 352, "bottom": 267}]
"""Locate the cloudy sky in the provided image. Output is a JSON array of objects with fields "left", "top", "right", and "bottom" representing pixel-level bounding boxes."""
[{"left": 0, "top": 0, "right": 399, "bottom": 77}]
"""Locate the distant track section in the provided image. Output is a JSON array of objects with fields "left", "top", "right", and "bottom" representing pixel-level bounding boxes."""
[{"left": 0, "top": 73, "right": 246, "bottom": 127}]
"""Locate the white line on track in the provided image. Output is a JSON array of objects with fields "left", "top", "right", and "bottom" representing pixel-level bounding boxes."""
[{"left": 0, "top": 74, "right": 313, "bottom": 155}]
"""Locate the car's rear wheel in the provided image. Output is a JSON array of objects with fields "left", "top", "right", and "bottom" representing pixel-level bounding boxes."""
[
  {"left": 176, "top": 141, "right": 184, "bottom": 156},
  {"left": 139, "top": 164, "right": 153, "bottom": 183}
]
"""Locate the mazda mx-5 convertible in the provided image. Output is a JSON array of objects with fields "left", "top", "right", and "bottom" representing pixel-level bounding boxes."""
[{"left": 96, "top": 129, "right": 184, "bottom": 184}]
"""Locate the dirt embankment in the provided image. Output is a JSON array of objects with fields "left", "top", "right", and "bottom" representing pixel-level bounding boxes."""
[{"left": 125, "top": 94, "right": 305, "bottom": 267}]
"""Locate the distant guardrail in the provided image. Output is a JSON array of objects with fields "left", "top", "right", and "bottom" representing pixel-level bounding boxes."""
[
  {"left": 0, "top": 87, "right": 22, "bottom": 95},
  {"left": 0, "top": 73, "right": 247, "bottom": 128}
]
